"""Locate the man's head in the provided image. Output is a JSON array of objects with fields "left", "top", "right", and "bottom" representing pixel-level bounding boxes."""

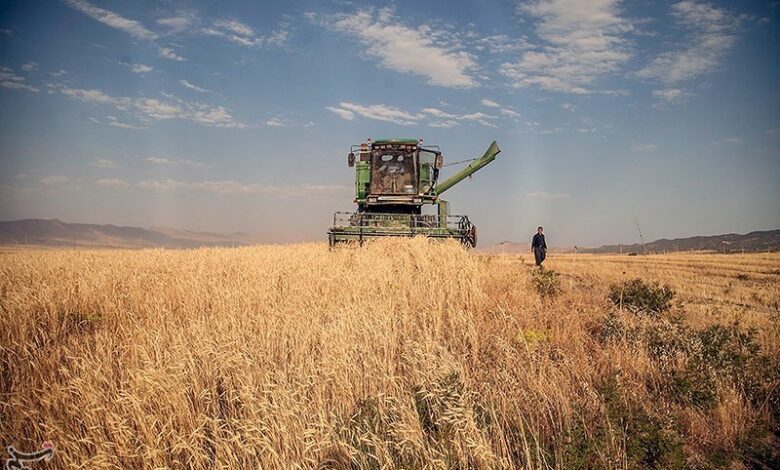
[{"left": 537, "top": 226, "right": 543, "bottom": 234}]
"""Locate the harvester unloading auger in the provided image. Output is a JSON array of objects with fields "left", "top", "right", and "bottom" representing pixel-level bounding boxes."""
[{"left": 327, "top": 138, "right": 501, "bottom": 247}]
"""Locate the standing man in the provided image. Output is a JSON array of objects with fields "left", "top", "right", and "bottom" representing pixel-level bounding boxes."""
[{"left": 531, "top": 226, "right": 547, "bottom": 267}]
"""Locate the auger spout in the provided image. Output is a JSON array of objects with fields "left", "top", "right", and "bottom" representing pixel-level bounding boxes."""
[{"left": 435, "top": 140, "right": 501, "bottom": 195}]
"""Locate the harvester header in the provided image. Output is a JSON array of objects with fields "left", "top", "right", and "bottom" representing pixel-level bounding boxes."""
[{"left": 328, "top": 138, "right": 501, "bottom": 247}]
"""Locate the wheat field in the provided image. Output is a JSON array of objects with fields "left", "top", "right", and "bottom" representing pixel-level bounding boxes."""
[{"left": 1, "top": 239, "right": 779, "bottom": 469}]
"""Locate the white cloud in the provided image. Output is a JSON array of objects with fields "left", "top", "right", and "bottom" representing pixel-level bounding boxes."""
[
  {"left": 95, "top": 178, "right": 129, "bottom": 188},
  {"left": 21, "top": 62, "right": 38, "bottom": 72},
  {"left": 51, "top": 69, "right": 68, "bottom": 77},
  {"left": 136, "top": 178, "right": 349, "bottom": 197},
  {"left": 179, "top": 79, "right": 207, "bottom": 93},
  {"left": 131, "top": 63, "right": 153, "bottom": 74},
  {"left": 421, "top": 107, "right": 457, "bottom": 119},
  {"left": 652, "top": 88, "right": 688, "bottom": 104},
  {"left": 58, "top": 85, "right": 245, "bottom": 128},
  {"left": 335, "top": 102, "right": 420, "bottom": 126},
  {"left": 481, "top": 98, "right": 500, "bottom": 108},
  {"left": 60, "top": 86, "right": 114, "bottom": 103},
  {"left": 39, "top": 175, "right": 70, "bottom": 185},
  {"left": 501, "top": 0, "right": 632, "bottom": 94},
  {"left": 157, "top": 14, "right": 196, "bottom": 33},
  {"left": 106, "top": 115, "right": 147, "bottom": 129},
  {"left": 312, "top": 8, "right": 477, "bottom": 88},
  {"left": 158, "top": 47, "right": 186, "bottom": 61},
  {"left": 63, "top": 0, "right": 157, "bottom": 40},
  {"left": 200, "top": 18, "right": 290, "bottom": 49},
  {"left": 266, "top": 117, "right": 287, "bottom": 127},
  {"left": 525, "top": 191, "right": 570, "bottom": 199},
  {"left": 631, "top": 143, "right": 658, "bottom": 151},
  {"left": 637, "top": 1, "right": 738, "bottom": 84},
  {"left": 89, "top": 117, "right": 101, "bottom": 124},
  {"left": 428, "top": 120, "right": 459, "bottom": 128},
  {"left": 0, "top": 67, "right": 40, "bottom": 92},
  {"left": 325, "top": 106, "right": 355, "bottom": 120},
  {"left": 91, "top": 158, "right": 116, "bottom": 168},
  {"left": 0, "top": 29, "right": 12, "bottom": 36},
  {"left": 144, "top": 156, "right": 205, "bottom": 168},
  {"left": 713, "top": 137, "right": 742, "bottom": 145},
  {"left": 500, "top": 108, "right": 520, "bottom": 118},
  {"left": 327, "top": 102, "right": 502, "bottom": 128}
]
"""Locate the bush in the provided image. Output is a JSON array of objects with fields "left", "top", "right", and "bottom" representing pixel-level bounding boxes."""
[
  {"left": 609, "top": 279, "right": 675, "bottom": 316},
  {"left": 532, "top": 269, "right": 561, "bottom": 298},
  {"left": 559, "top": 373, "right": 686, "bottom": 469}
]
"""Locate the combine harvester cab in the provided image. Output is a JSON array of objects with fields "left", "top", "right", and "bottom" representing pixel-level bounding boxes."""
[{"left": 328, "top": 138, "right": 501, "bottom": 247}]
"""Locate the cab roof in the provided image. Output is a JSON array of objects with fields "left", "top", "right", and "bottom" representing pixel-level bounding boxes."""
[{"left": 372, "top": 138, "right": 419, "bottom": 145}]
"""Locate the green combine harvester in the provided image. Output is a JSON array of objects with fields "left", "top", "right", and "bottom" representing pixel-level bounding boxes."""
[{"left": 327, "top": 138, "right": 501, "bottom": 247}]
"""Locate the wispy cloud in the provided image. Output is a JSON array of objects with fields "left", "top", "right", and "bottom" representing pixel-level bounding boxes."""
[
  {"left": 39, "top": 175, "right": 70, "bottom": 185},
  {"left": 479, "top": 99, "right": 518, "bottom": 119},
  {"left": 90, "top": 158, "right": 116, "bottom": 168},
  {"left": 325, "top": 106, "right": 354, "bottom": 121},
  {"left": 310, "top": 7, "right": 477, "bottom": 88},
  {"left": 21, "top": 62, "right": 38, "bottom": 72},
  {"left": 144, "top": 156, "right": 206, "bottom": 168},
  {"left": 525, "top": 191, "right": 570, "bottom": 199},
  {"left": 713, "top": 137, "right": 742, "bottom": 145},
  {"left": 334, "top": 102, "right": 420, "bottom": 126},
  {"left": 631, "top": 143, "right": 658, "bottom": 151},
  {"left": 179, "top": 79, "right": 208, "bottom": 93},
  {"left": 637, "top": 1, "right": 739, "bottom": 84},
  {"left": 107, "top": 115, "right": 147, "bottom": 129},
  {"left": 0, "top": 66, "right": 40, "bottom": 92},
  {"left": 95, "top": 177, "right": 129, "bottom": 188},
  {"left": 652, "top": 88, "right": 688, "bottom": 105},
  {"left": 501, "top": 0, "right": 632, "bottom": 94},
  {"left": 200, "top": 18, "right": 290, "bottom": 48},
  {"left": 0, "top": 28, "right": 12, "bottom": 36},
  {"left": 156, "top": 12, "right": 197, "bottom": 33},
  {"left": 326, "top": 102, "right": 501, "bottom": 128},
  {"left": 130, "top": 63, "right": 153, "bottom": 74},
  {"left": 428, "top": 120, "right": 459, "bottom": 129},
  {"left": 265, "top": 117, "right": 290, "bottom": 127},
  {"left": 136, "top": 178, "right": 349, "bottom": 197},
  {"left": 63, "top": 0, "right": 157, "bottom": 40},
  {"left": 57, "top": 85, "right": 245, "bottom": 128},
  {"left": 158, "top": 47, "right": 186, "bottom": 61}
]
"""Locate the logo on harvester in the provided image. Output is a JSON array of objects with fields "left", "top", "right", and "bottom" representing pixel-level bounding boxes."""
[{"left": 5, "top": 442, "right": 54, "bottom": 469}]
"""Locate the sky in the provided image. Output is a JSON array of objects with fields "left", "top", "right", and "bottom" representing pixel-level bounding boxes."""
[{"left": 0, "top": 0, "right": 778, "bottom": 247}]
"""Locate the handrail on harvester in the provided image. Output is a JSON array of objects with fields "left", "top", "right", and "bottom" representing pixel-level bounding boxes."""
[{"left": 434, "top": 140, "right": 501, "bottom": 195}]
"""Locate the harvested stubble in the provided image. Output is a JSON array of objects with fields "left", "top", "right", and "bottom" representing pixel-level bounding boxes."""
[{"left": 1, "top": 239, "right": 778, "bottom": 469}]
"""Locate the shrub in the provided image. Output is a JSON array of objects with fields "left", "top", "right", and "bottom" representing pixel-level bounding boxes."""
[
  {"left": 532, "top": 269, "right": 561, "bottom": 298},
  {"left": 559, "top": 373, "right": 686, "bottom": 469},
  {"left": 609, "top": 279, "right": 675, "bottom": 316}
]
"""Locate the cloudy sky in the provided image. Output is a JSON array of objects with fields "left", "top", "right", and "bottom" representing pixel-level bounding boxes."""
[{"left": 0, "top": 0, "right": 778, "bottom": 246}]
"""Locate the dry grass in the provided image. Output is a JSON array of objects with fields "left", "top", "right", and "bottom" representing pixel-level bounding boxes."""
[{"left": 1, "top": 239, "right": 779, "bottom": 469}]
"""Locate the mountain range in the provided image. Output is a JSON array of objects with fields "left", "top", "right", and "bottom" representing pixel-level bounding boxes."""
[
  {"left": 486, "top": 229, "right": 780, "bottom": 254},
  {"left": 0, "top": 219, "right": 257, "bottom": 249}
]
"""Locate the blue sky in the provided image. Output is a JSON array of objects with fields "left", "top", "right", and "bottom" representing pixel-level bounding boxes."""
[{"left": 0, "top": 0, "right": 778, "bottom": 246}]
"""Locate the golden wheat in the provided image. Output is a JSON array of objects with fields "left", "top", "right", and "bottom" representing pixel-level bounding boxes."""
[{"left": 1, "top": 239, "right": 778, "bottom": 469}]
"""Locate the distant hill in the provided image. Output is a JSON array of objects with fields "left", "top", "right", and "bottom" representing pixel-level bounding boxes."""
[
  {"left": 582, "top": 230, "right": 780, "bottom": 254},
  {"left": 0, "top": 219, "right": 258, "bottom": 249},
  {"left": 483, "top": 229, "right": 780, "bottom": 254}
]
